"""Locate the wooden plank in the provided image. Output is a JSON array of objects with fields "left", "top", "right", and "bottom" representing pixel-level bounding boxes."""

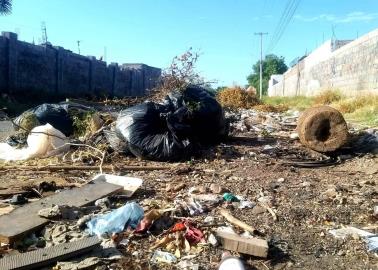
[
  {"left": 0, "top": 165, "right": 169, "bottom": 172},
  {"left": 0, "top": 236, "right": 101, "bottom": 270},
  {"left": 0, "top": 180, "right": 123, "bottom": 245},
  {"left": 216, "top": 231, "right": 268, "bottom": 258}
]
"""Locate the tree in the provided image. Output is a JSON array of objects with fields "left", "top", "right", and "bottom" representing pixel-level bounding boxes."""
[
  {"left": 247, "top": 54, "right": 287, "bottom": 96},
  {"left": 0, "top": 0, "right": 12, "bottom": 15}
]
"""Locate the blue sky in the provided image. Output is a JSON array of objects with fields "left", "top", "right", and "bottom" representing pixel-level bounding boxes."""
[{"left": 1, "top": 0, "right": 377, "bottom": 87}]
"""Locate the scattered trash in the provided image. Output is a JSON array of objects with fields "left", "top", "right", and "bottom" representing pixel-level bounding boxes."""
[
  {"left": 329, "top": 226, "right": 378, "bottom": 252},
  {"left": 151, "top": 250, "right": 177, "bottom": 264},
  {"left": 86, "top": 202, "right": 144, "bottom": 238},
  {"left": 208, "top": 233, "right": 218, "bottom": 247},
  {"left": 91, "top": 174, "right": 143, "bottom": 197},
  {"left": 184, "top": 225, "right": 205, "bottom": 244},
  {"left": 0, "top": 124, "right": 69, "bottom": 161},
  {"left": 223, "top": 193, "right": 240, "bottom": 202},
  {"left": 176, "top": 260, "right": 199, "bottom": 270},
  {"left": 236, "top": 196, "right": 255, "bottom": 209},
  {"left": 1, "top": 88, "right": 376, "bottom": 269},
  {"left": 218, "top": 252, "right": 245, "bottom": 270},
  {"left": 149, "top": 215, "right": 175, "bottom": 235},
  {"left": 135, "top": 209, "right": 161, "bottom": 232},
  {"left": 9, "top": 194, "right": 28, "bottom": 205},
  {"left": 204, "top": 216, "right": 215, "bottom": 224}
]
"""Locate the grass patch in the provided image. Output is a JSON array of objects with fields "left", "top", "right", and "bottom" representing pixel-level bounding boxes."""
[
  {"left": 262, "top": 95, "right": 314, "bottom": 111},
  {"left": 333, "top": 95, "right": 378, "bottom": 127},
  {"left": 344, "top": 106, "right": 378, "bottom": 127},
  {"left": 261, "top": 90, "right": 377, "bottom": 127}
]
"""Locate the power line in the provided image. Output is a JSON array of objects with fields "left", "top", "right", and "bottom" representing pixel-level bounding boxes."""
[
  {"left": 267, "top": 0, "right": 301, "bottom": 52},
  {"left": 273, "top": 0, "right": 300, "bottom": 50},
  {"left": 254, "top": 32, "right": 268, "bottom": 99},
  {"left": 268, "top": 0, "right": 300, "bottom": 52},
  {"left": 267, "top": 0, "right": 293, "bottom": 50}
]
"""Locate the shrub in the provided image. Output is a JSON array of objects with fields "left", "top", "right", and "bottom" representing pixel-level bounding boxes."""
[{"left": 217, "top": 86, "right": 260, "bottom": 110}]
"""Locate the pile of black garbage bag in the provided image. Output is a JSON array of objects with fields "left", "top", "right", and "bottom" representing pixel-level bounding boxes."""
[{"left": 115, "top": 86, "right": 229, "bottom": 161}]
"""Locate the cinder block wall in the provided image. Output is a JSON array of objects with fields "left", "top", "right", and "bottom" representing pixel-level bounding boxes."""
[
  {"left": 0, "top": 32, "right": 161, "bottom": 98},
  {"left": 268, "top": 29, "right": 378, "bottom": 97}
]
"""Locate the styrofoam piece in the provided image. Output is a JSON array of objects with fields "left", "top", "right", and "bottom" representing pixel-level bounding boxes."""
[{"left": 92, "top": 174, "right": 143, "bottom": 197}]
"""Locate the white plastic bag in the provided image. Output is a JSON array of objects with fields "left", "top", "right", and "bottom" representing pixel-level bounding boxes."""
[{"left": 0, "top": 124, "right": 69, "bottom": 161}]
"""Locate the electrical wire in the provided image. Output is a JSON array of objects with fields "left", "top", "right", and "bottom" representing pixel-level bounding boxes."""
[{"left": 267, "top": 0, "right": 301, "bottom": 52}]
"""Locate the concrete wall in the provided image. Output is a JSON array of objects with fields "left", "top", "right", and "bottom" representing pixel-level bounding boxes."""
[
  {"left": 268, "top": 29, "right": 378, "bottom": 97},
  {"left": 0, "top": 32, "right": 161, "bottom": 98}
]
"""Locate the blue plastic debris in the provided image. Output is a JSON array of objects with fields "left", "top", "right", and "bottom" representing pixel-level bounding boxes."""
[{"left": 87, "top": 202, "right": 144, "bottom": 237}]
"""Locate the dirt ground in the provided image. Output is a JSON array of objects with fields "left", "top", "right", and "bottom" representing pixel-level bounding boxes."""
[{"left": 0, "top": 110, "right": 377, "bottom": 270}]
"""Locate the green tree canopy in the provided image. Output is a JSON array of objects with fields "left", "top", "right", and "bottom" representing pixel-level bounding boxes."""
[
  {"left": 0, "top": 0, "right": 12, "bottom": 15},
  {"left": 247, "top": 54, "right": 288, "bottom": 96}
]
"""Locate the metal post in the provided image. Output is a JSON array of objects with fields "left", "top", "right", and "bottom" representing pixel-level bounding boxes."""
[{"left": 254, "top": 32, "right": 268, "bottom": 99}]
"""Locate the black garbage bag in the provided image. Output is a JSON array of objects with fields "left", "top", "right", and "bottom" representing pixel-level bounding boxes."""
[
  {"left": 32, "top": 104, "right": 73, "bottom": 136},
  {"left": 14, "top": 102, "right": 92, "bottom": 137},
  {"left": 165, "top": 86, "right": 228, "bottom": 143},
  {"left": 116, "top": 102, "right": 193, "bottom": 161},
  {"left": 115, "top": 86, "right": 228, "bottom": 161}
]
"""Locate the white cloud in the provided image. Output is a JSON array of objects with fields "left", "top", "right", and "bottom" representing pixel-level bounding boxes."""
[{"left": 294, "top": 11, "right": 378, "bottom": 23}]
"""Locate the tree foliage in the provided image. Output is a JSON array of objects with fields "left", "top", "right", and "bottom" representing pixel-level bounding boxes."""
[
  {"left": 0, "top": 0, "right": 12, "bottom": 15},
  {"left": 247, "top": 54, "right": 288, "bottom": 96}
]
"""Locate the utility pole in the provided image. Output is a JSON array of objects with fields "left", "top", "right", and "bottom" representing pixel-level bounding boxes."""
[
  {"left": 77, "top": 40, "right": 81, "bottom": 54},
  {"left": 254, "top": 32, "right": 268, "bottom": 99},
  {"left": 41, "top": 22, "right": 48, "bottom": 44}
]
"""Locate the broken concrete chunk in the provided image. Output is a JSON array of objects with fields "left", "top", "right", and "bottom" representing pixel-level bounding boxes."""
[
  {"left": 38, "top": 205, "right": 81, "bottom": 220},
  {"left": 38, "top": 205, "right": 62, "bottom": 219},
  {"left": 56, "top": 257, "right": 100, "bottom": 270}
]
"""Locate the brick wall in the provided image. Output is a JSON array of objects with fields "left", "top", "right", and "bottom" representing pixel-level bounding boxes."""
[{"left": 0, "top": 32, "right": 161, "bottom": 98}]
